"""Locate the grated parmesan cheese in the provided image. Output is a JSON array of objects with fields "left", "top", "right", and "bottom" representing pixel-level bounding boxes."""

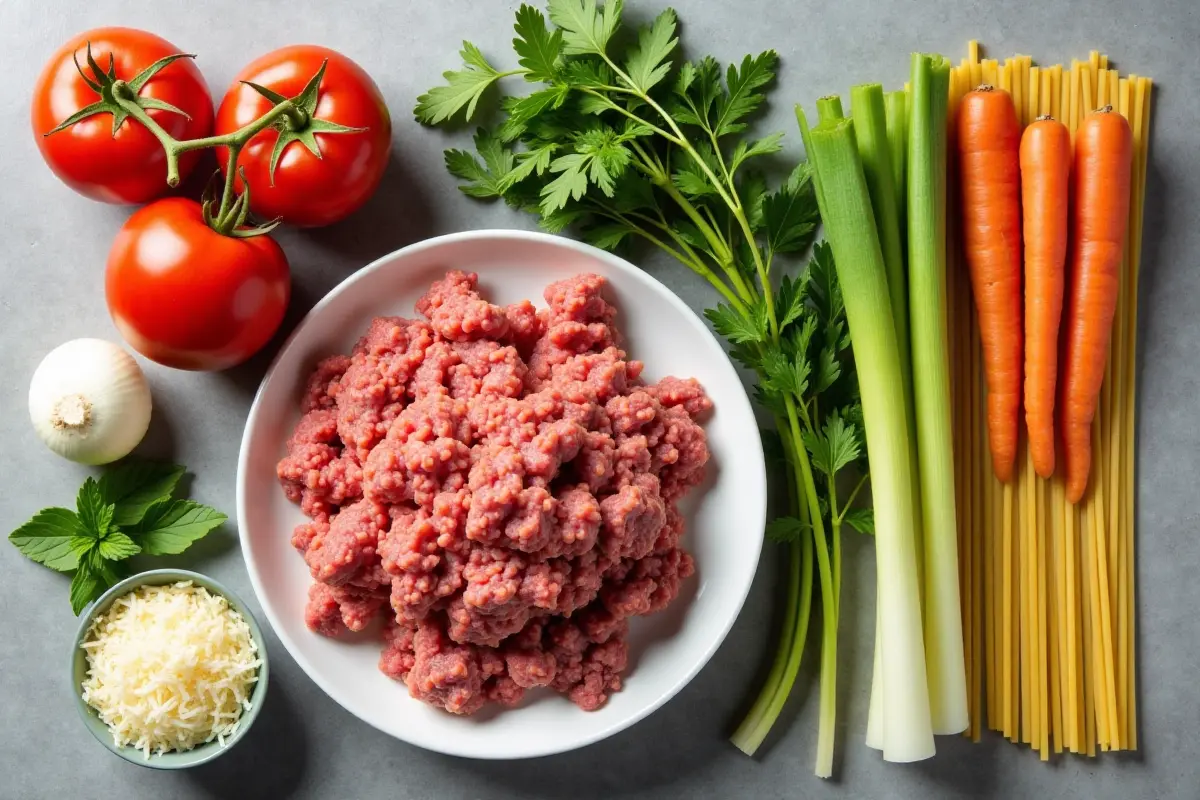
[{"left": 80, "top": 581, "right": 261, "bottom": 758}]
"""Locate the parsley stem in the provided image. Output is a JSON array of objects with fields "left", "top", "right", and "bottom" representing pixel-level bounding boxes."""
[
  {"left": 593, "top": 202, "right": 747, "bottom": 314},
  {"left": 578, "top": 88, "right": 678, "bottom": 143},
  {"left": 731, "top": 415, "right": 814, "bottom": 754},
  {"left": 658, "top": 178, "right": 734, "bottom": 265},
  {"left": 837, "top": 473, "right": 870, "bottom": 525},
  {"left": 785, "top": 393, "right": 838, "bottom": 778}
]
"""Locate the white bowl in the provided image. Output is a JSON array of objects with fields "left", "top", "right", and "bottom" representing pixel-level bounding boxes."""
[{"left": 236, "top": 230, "right": 765, "bottom": 759}]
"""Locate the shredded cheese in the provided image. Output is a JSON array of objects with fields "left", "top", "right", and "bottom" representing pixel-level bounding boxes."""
[{"left": 80, "top": 581, "right": 261, "bottom": 758}]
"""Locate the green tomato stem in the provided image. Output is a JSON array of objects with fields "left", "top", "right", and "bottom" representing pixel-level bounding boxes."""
[{"left": 110, "top": 80, "right": 297, "bottom": 188}]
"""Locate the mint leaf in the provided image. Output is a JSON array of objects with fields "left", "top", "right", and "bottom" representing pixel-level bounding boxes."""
[
  {"left": 844, "top": 507, "right": 875, "bottom": 536},
  {"left": 98, "top": 531, "right": 141, "bottom": 561},
  {"left": 713, "top": 51, "right": 778, "bottom": 137},
  {"left": 8, "top": 508, "right": 84, "bottom": 571},
  {"left": 76, "top": 478, "right": 115, "bottom": 539},
  {"left": 98, "top": 461, "right": 184, "bottom": 527},
  {"left": 766, "top": 515, "right": 807, "bottom": 543},
  {"left": 513, "top": 4, "right": 563, "bottom": 82},
  {"left": 69, "top": 535, "right": 98, "bottom": 559},
  {"left": 549, "top": 0, "right": 624, "bottom": 57},
  {"left": 70, "top": 561, "right": 102, "bottom": 616},
  {"left": 623, "top": 9, "right": 678, "bottom": 94},
  {"left": 132, "top": 499, "right": 227, "bottom": 556},
  {"left": 415, "top": 42, "right": 506, "bottom": 124}
]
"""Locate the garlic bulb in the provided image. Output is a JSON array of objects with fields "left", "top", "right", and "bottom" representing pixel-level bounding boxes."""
[{"left": 28, "top": 339, "right": 152, "bottom": 465}]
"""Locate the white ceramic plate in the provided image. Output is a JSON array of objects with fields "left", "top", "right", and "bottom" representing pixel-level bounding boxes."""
[{"left": 237, "top": 230, "right": 765, "bottom": 759}]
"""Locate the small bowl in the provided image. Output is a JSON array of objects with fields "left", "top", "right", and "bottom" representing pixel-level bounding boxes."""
[{"left": 71, "top": 569, "right": 270, "bottom": 769}]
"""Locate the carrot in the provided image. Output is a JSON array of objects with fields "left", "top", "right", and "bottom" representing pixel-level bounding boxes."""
[
  {"left": 958, "top": 85, "right": 1023, "bottom": 482},
  {"left": 1020, "top": 116, "right": 1071, "bottom": 479},
  {"left": 1062, "top": 108, "right": 1133, "bottom": 503}
]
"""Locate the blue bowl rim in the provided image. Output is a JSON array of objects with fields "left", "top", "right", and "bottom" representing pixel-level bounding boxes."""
[{"left": 70, "top": 568, "right": 271, "bottom": 770}]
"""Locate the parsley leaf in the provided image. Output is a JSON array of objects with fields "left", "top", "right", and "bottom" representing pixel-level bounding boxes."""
[
  {"left": 445, "top": 129, "right": 516, "bottom": 198},
  {"left": 814, "top": 344, "right": 842, "bottom": 393},
  {"left": 541, "top": 152, "right": 592, "bottom": 211},
  {"left": 98, "top": 461, "right": 184, "bottom": 527},
  {"left": 132, "top": 499, "right": 227, "bottom": 556},
  {"left": 729, "top": 132, "right": 784, "bottom": 175},
  {"left": 670, "top": 57, "right": 722, "bottom": 129},
  {"left": 7, "top": 508, "right": 84, "bottom": 571},
  {"left": 844, "top": 507, "right": 875, "bottom": 536},
  {"left": 623, "top": 9, "right": 677, "bottom": 94},
  {"left": 582, "top": 222, "right": 632, "bottom": 250},
  {"left": 704, "top": 304, "right": 762, "bottom": 345},
  {"left": 763, "top": 162, "right": 819, "bottom": 255},
  {"left": 513, "top": 4, "right": 564, "bottom": 82},
  {"left": 500, "top": 142, "right": 559, "bottom": 190},
  {"left": 415, "top": 42, "right": 506, "bottom": 124},
  {"left": 776, "top": 272, "right": 808, "bottom": 330},
  {"left": 501, "top": 85, "right": 572, "bottom": 140},
  {"left": 766, "top": 515, "right": 808, "bottom": 544},
  {"left": 548, "top": 0, "right": 624, "bottom": 56},
  {"left": 712, "top": 51, "right": 778, "bottom": 137},
  {"left": 673, "top": 160, "right": 718, "bottom": 197},
  {"left": 803, "top": 411, "right": 862, "bottom": 478}
]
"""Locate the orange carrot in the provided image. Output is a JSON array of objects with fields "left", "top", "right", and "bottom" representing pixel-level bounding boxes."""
[
  {"left": 1020, "top": 116, "right": 1071, "bottom": 479},
  {"left": 1062, "top": 108, "right": 1133, "bottom": 503},
  {"left": 958, "top": 86, "right": 1023, "bottom": 482}
]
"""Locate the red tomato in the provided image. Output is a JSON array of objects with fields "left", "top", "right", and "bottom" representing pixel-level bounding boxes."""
[
  {"left": 215, "top": 45, "right": 391, "bottom": 227},
  {"left": 106, "top": 198, "right": 291, "bottom": 371},
  {"left": 31, "top": 27, "right": 213, "bottom": 204}
]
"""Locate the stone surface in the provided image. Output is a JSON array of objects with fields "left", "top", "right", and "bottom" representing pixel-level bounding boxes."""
[{"left": 1, "top": 0, "right": 1196, "bottom": 798}]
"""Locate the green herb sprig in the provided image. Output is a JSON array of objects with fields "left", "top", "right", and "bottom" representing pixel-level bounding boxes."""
[
  {"left": 417, "top": 0, "right": 871, "bottom": 769},
  {"left": 9, "top": 461, "right": 226, "bottom": 614}
]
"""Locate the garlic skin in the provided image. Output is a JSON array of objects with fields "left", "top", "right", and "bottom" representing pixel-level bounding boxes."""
[{"left": 28, "top": 339, "right": 152, "bottom": 465}]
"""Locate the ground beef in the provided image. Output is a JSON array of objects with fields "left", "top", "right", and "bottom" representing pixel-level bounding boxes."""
[{"left": 280, "top": 272, "right": 710, "bottom": 714}]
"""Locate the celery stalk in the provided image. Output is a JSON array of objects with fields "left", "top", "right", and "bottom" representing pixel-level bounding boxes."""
[
  {"left": 817, "top": 95, "right": 845, "bottom": 122},
  {"left": 851, "top": 84, "right": 910, "bottom": 388},
  {"left": 885, "top": 89, "right": 909, "bottom": 237},
  {"left": 907, "top": 53, "right": 969, "bottom": 736},
  {"left": 853, "top": 83, "right": 924, "bottom": 754},
  {"left": 799, "top": 106, "right": 935, "bottom": 763}
]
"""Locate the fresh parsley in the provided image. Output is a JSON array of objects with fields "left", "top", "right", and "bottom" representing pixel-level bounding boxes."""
[
  {"left": 8, "top": 461, "right": 226, "bottom": 614},
  {"left": 417, "top": 1, "right": 874, "bottom": 755}
]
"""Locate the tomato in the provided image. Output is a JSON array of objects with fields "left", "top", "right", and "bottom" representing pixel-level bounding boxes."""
[
  {"left": 31, "top": 28, "right": 214, "bottom": 204},
  {"left": 106, "top": 198, "right": 291, "bottom": 371},
  {"left": 215, "top": 45, "right": 391, "bottom": 228}
]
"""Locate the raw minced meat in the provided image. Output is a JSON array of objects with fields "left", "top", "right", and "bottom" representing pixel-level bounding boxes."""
[{"left": 279, "top": 270, "right": 709, "bottom": 715}]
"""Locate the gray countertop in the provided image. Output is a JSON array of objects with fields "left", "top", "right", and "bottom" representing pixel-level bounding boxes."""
[{"left": 2, "top": 1, "right": 1197, "bottom": 798}]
